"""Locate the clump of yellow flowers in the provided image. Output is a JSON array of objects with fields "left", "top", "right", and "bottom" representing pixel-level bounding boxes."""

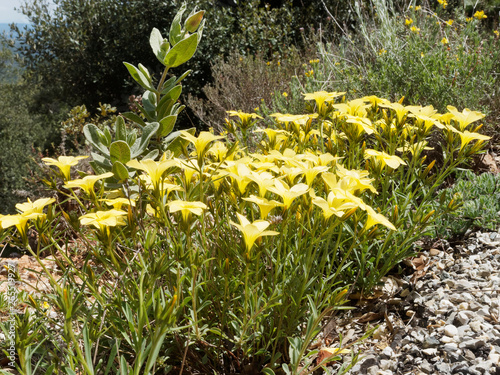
[{"left": 3, "top": 92, "right": 489, "bottom": 259}]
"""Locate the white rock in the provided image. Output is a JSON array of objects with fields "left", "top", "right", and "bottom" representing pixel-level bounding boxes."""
[
  {"left": 456, "top": 311, "right": 470, "bottom": 325},
  {"left": 422, "top": 348, "right": 438, "bottom": 356},
  {"left": 458, "top": 302, "right": 469, "bottom": 310},
  {"left": 469, "top": 320, "right": 482, "bottom": 333},
  {"left": 443, "top": 324, "right": 458, "bottom": 337}
]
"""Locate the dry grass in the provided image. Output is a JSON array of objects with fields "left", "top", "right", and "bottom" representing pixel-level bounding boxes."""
[{"left": 187, "top": 48, "right": 316, "bottom": 132}]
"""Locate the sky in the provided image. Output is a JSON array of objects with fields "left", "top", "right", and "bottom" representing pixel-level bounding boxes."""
[{"left": 0, "top": 0, "right": 30, "bottom": 24}]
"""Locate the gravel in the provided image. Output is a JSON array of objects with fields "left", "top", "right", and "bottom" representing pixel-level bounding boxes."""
[{"left": 325, "top": 230, "right": 500, "bottom": 375}]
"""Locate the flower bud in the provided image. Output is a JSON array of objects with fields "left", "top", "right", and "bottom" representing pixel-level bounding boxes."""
[{"left": 185, "top": 10, "right": 205, "bottom": 33}]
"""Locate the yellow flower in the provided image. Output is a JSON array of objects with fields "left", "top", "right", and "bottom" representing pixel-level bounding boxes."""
[
  {"left": 167, "top": 200, "right": 207, "bottom": 222},
  {"left": 415, "top": 5, "right": 421, "bottom": 10},
  {"left": 312, "top": 192, "right": 358, "bottom": 219},
  {"left": 282, "top": 92, "right": 288, "bottom": 97},
  {"left": 226, "top": 161, "right": 253, "bottom": 194},
  {"left": 345, "top": 115, "right": 375, "bottom": 136},
  {"left": 446, "top": 105, "right": 485, "bottom": 131},
  {"left": 405, "top": 18, "right": 413, "bottom": 26},
  {"left": 437, "top": 0, "right": 448, "bottom": 8},
  {"left": 64, "top": 172, "right": 114, "bottom": 195},
  {"left": 421, "top": 52, "right": 425, "bottom": 58},
  {"left": 243, "top": 195, "right": 283, "bottom": 219},
  {"left": 255, "top": 128, "right": 290, "bottom": 145},
  {"left": 445, "top": 19, "right": 453, "bottom": 26},
  {"left": 294, "top": 162, "right": 329, "bottom": 186},
  {"left": 447, "top": 127, "right": 491, "bottom": 150},
  {"left": 494, "top": 30, "right": 499, "bottom": 37},
  {"left": 303, "top": 91, "right": 345, "bottom": 114},
  {"left": 271, "top": 113, "right": 318, "bottom": 127},
  {"left": 79, "top": 209, "right": 127, "bottom": 231},
  {"left": 0, "top": 212, "right": 43, "bottom": 236},
  {"left": 333, "top": 165, "right": 377, "bottom": 194},
  {"left": 378, "top": 48, "right": 387, "bottom": 55},
  {"left": 16, "top": 197, "right": 55, "bottom": 215},
  {"left": 226, "top": 111, "right": 263, "bottom": 123},
  {"left": 364, "top": 205, "right": 396, "bottom": 231},
  {"left": 247, "top": 171, "right": 275, "bottom": 197},
  {"left": 441, "top": 37, "right": 448, "bottom": 45},
  {"left": 466, "top": 17, "right": 473, "bottom": 22},
  {"left": 410, "top": 26, "right": 420, "bottom": 34},
  {"left": 41, "top": 155, "right": 88, "bottom": 180},
  {"left": 379, "top": 102, "right": 409, "bottom": 124},
  {"left": 126, "top": 159, "right": 176, "bottom": 190},
  {"left": 364, "top": 149, "right": 407, "bottom": 169},
  {"left": 207, "top": 141, "right": 229, "bottom": 162},
  {"left": 473, "top": 10, "right": 487, "bottom": 20},
  {"left": 267, "top": 179, "right": 309, "bottom": 209},
  {"left": 99, "top": 197, "right": 136, "bottom": 210},
  {"left": 333, "top": 98, "right": 370, "bottom": 117},
  {"left": 396, "top": 140, "right": 433, "bottom": 155},
  {"left": 362, "top": 95, "right": 390, "bottom": 108},
  {"left": 180, "top": 131, "right": 224, "bottom": 160},
  {"left": 230, "top": 213, "right": 278, "bottom": 253}
]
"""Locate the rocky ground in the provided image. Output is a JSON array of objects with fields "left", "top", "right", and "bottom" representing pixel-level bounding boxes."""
[{"left": 324, "top": 230, "right": 500, "bottom": 375}]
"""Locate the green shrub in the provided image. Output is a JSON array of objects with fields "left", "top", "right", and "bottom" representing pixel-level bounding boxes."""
[{"left": 0, "top": 82, "right": 46, "bottom": 214}]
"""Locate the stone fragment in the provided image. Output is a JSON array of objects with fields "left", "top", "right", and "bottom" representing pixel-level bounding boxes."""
[
  {"left": 444, "top": 324, "right": 459, "bottom": 337},
  {"left": 381, "top": 346, "right": 394, "bottom": 359},
  {"left": 422, "top": 348, "right": 438, "bottom": 356},
  {"left": 423, "top": 336, "right": 440, "bottom": 348},
  {"left": 419, "top": 359, "right": 434, "bottom": 374}
]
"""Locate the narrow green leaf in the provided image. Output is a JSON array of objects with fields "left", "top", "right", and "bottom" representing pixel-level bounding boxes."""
[
  {"left": 122, "top": 112, "right": 146, "bottom": 129},
  {"left": 104, "top": 340, "right": 120, "bottom": 375},
  {"left": 124, "top": 62, "right": 152, "bottom": 90},
  {"left": 161, "top": 76, "right": 177, "bottom": 95},
  {"left": 262, "top": 368, "right": 276, "bottom": 375},
  {"left": 83, "top": 328, "right": 95, "bottom": 375},
  {"left": 119, "top": 356, "right": 129, "bottom": 375},
  {"left": 89, "top": 161, "right": 107, "bottom": 175},
  {"left": 127, "top": 131, "right": 137, "bottom": 147},
  {"left": 144, "top": 331, "right": 169, "bottom": 374},
  {"left": 142, "top": 90, "right": 157, "bottom": 116},
  {"left": 164, "top": 85, "right": 182, "bottom": 102},
  {"left": 103, "top": 126, "right": 112, "bottom": 147},
  {"left": 174, "top": 69, "right": 192, "bottom": 85},
  {"left": 157, "top": 98, "right": 174, "bottom": 120}
]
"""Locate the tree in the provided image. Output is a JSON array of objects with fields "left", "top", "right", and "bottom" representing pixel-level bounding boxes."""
[{"left": 11, "top": 0, "right": 327, "bottom": 113}]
